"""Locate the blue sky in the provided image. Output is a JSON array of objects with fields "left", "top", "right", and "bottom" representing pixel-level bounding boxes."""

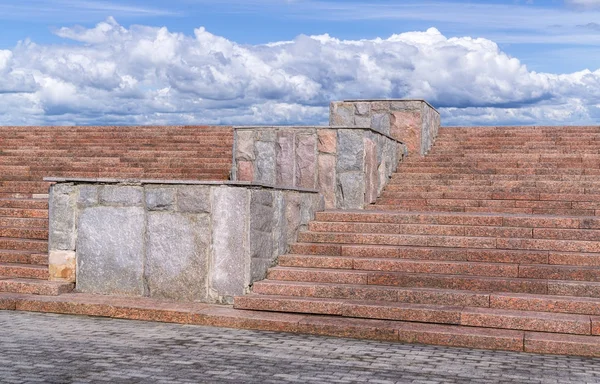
[{"left": 0, "top": 0, "right": 599, "bottom": 126}]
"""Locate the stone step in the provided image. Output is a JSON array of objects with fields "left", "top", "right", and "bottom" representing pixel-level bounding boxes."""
[
  {"left": 267, "top": 266, "right": 600, "bottom": 297},
  {"left": 368, "top": 204, "right": 598, "bottom": 216},
  {"left": 279, "top": 254, "right": 600, "bottom": 282},
  {"left": 0, "top": 237, "right": 48, "bottom": 252},
  {"left": 0, "top": 263, "right": 48, "bottom": 279},
  {"left": 0, "top": 250, "right": 47, "bottom": 265},
  {"left": 279, "top": 255, "right": 520, "bottom": 277},
  {"left": 297, "top": 230, "right": 600, "bottom": 253},
  {"left": 289, "top": 243, "right": 552, "bottom": 264},
  {"left": 234, "top": 295, "right": 593, "bottom": 335},
  {"left": 0, "top": 277, "right": 73, "bottom": 295},
  {"left": 252, "top": 280, "right": 600, "bottom": 316},
  {"left": 0, "top": 226, "right": 48, "bottom": 240}
]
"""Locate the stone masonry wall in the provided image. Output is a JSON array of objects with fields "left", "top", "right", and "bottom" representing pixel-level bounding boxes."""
[
  {"left": 48, "top": 181, "right": 323, "bottom": 304},
  {"left": 232, "top": 127, "right": 406, "bottom": 209},
  {"left": 329, "top": 100, "right": 440, "bottom": 156}
]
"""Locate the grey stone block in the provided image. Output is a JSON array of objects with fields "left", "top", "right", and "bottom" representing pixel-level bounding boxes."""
[
  {"left": 337, "top": 172, "right": 365, "bottom": 209},
  {"left": 49, "top": 184, "right": 77, "bottom": 251},
  {"left": 371, "top": 113, "right": 391, "bottom": 135},
  {"left": 330, "top": 102, "right": 354, "bottom": 126},
  {"left": 337, "top": 130, "right": 364, "bottom": 173},
  {"left": 76, "top": 206, "right": 145, "bottom": 296},
  {"left": 284, "top": 192, "right": 302, "bottom": 245},
  {"left": 211, "top": 187, "right": 249, "bottom": 301},
  {"left": 235, "top": 130, "right": 256, "bottom": 161},
  {"left": 249, "top": 190, "right": 274, "bottom": 282},
  {"left": 295, "top": 134, "right": 316, "bottom": 189},
  {"left": 355, "top": 102, "right": 371, "bottom": 116},
  {"left": 77, "top": 185, "right": 98, "bottom": 207},
  {"left": 255, "top": 140, "right": 276, "bottom": 185},
  {"left": 272, "top": 192, "right": 287, "bottom": 257},
  {"left": 145, "top": 213, "right": 210, "bottom": 302},
  {"left": 354, "top": 116, "right": 371, "bottom": 127},
  {"left": 276, "top": 131, "right": 295, "bottom": 187},
  {"left": 177, "top": 186, "right": 210, "bottom": 213},
  {"left": 99, "top": 186, "right": 143, "bottom": 206},
  {"left": 146, "top": 187, "right": 175, "bottom": 211}
]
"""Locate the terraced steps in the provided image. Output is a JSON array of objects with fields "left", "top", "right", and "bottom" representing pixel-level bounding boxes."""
[
  {"left": 236, "top": 125, "right": 600, "bottom": 355},
  {"left": 0, "top": 125, "right": 234, "bottom": 297}
]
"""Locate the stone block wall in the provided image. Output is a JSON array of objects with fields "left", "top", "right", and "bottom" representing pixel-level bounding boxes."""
[
  {"left": 48, "top": 181, "right": 323, "bottom": 304},
  {"left": 232, "top": 127, "right": 405, "bottom": 209},
  {"left": 329, "top": 100, "right": 440, "bottom": 156}
]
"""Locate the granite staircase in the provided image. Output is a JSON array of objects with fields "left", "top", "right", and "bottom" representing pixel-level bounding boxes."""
[
  {"left": 0, "top": 125, "right": 233, "bottom": 297},
  {"left": 235, "top": 126, "right": 600, "bottom": 355}
]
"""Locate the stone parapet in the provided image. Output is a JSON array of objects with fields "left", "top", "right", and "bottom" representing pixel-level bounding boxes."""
[
  {"left": 232, "top": 126, "right": 406, "bottom": 209},
  {"left": 47, "top": 180, "right": 323, "bottom": 304},
  {"left": 330, "top": 99, "right": 440, "bottom": 156}
]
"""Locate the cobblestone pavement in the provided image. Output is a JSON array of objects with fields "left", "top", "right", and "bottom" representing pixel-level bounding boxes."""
[{"left": 1, "top": 311, "right": 600, "bottom": 384}]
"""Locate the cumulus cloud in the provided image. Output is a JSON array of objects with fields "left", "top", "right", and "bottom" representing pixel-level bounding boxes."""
[{"left": 0, "top": 19, "right": 599, "bottom": 126}]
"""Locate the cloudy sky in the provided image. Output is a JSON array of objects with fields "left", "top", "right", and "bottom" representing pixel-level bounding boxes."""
[{"left": 0, "top": 0, "right": 599, "bottom": 126}]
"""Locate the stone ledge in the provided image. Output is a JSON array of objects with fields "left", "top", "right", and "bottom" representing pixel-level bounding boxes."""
[
  {"left": 343, "top": 99, "right": 439, "bottom": 114},
  {"left": 233, "top": 125, "right": 404, "bottom": 145},
  {"left": 5, "top": 292, "right": 600, "bottom": 357},
  {"left": 44, "top": 178, "right": 319, "bottom": 194}
]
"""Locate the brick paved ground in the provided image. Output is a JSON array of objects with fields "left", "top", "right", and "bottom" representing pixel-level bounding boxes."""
[{"left": 1, "top": 311, "right": 600, "bottom": 384}]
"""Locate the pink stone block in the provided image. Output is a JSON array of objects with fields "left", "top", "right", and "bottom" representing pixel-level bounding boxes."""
[
  {"left": 364, "top": 138, "right": 378, "bottom": 204},
  {"left": 318, "top": 154, "right": 336, "bottom": 209},
  {"left": 391, "top": 111, "right": 421, "bottom": 155},
  {"left": 237, "top": 160, "right": 254, "bottom": 182},
  {"left": 296, "top": 135, "right": 317, "bottom": 189},
  {"left": 276, "top": 131, "right": 295, "bottom": 187},
  {"left": 318, "top": 129, "right": 337, "bottom": 154}
]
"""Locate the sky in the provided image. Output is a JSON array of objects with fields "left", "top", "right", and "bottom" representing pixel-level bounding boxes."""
[{"left": 0, "top": 0, "right": 599, "bottom": 126}]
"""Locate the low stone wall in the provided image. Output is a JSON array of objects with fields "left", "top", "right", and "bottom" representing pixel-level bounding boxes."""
[
  {"left": 48, "top": 179, "right": 323, "bottom": 304},
  {"left": 329, "top": 100, "right": 440, "bottom": 156},
  {"left": 232, "top": 126, "right": 405, "bottom": 209}
]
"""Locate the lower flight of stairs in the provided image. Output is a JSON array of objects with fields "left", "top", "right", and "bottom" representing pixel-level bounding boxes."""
[
  {"left": 0, "top": 125, "right": 233, "bottom": 298},
  {"left": 235, "top": 126, "right": 600, "bottom": 355}
]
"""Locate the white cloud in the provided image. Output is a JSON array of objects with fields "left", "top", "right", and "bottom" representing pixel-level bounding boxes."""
[{"left": 0, "top": 19, "right": 599, "bottom": 126}]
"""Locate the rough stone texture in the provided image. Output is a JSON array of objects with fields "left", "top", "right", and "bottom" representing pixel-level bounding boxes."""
[
  {"left": 337, "top": 130, "right": 364, "bottom": 173},
  {"left": 318, "top": 154, "right": 336, "bottom": 209},
  {"left": 48, "top": 184, "right": 77, "bottom": 251},
  {"left": 237, "top": 160, "right": 254, "bottom": 182},
  {"left": 329, "top": 100, "right": 440, "bottom": 156},
  {"left": 255, "top": 140, "right": 276, "bottom": 185},
  {"left": 296, "top": 135, "right": 317, "bottom": 189},
  {"left": 250, "top": 190, "right": 275, "bottom": 282},
  {"left": 391, "top": 111, "right": 421, "bottom": 155},
  {"left": 77, "top": 185, "right": 98, "bottom": 207},
  {"left": 211, "top": 187, "right": 249, "bottom": 302},
  {"left": 232, "top": 126, "right": 402, "bottom": 210},
  {"left": 48, "top": 250, "right": 76, "bottom": 282},
  {"left": 235, "top": 130, "right": 255, "bottom": 161},
  {"left": 76, "top": 206, "right": 146, "bottom": 296},
  {"left": 338, "top": 172, "right": 366, "bottom": 209},
  {"left": 145, "top": 213, "right": 210, "bottom": 302},
  {"left": 317, "top": 129, "right": 337, "bottom": 154},
  {"left": 364, "top": 138, "right": 378, "bottom": 204},
  {"left": 329, "top": 103, "right": 354, "bottom": 126},
  {"left": 371, "top": 113, "right": 391, "bottom": 136},
  {"left": 99, "top": 186, "right": 143, "bottom": 206},
  {"left": 276, "top": 132, "right": 295, "bottom": 187},
  {"left": 177, "top": 186, "right": 210, "bottom": 213},
  {"left": 145, "top": 187, "right": 175, "bottom": 211},
  {"left": 50, "top": 182, "right": 322, "bottom": 304}
]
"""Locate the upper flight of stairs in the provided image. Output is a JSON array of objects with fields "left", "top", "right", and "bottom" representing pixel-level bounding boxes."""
[
  {"left": 235, "top": 126, "right": 600, "bottom": 355},
  {"left": 0, "top": 125, "right": 233, "bottom": 296}
]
